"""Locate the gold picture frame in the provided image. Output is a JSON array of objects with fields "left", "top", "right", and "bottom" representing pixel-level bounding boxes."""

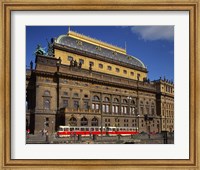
[{"left": 0, "top": 0, "right": 199, "bottom": 169}]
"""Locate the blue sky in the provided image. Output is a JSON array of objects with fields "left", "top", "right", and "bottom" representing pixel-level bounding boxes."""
[{"left": 26, "top": 26, "right": 174, "bottom": 81}]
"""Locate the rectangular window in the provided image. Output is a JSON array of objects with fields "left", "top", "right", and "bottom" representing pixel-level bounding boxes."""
[
  {"left": 131, "top": 72, "right": 134, "bottom": 76},
  {"left": 63, "top": 100, "right": 68, "bottom": 107},
  {"left": 121, "top": 106, "right": 124, "bottom": 113},
  {"left": 106, "top": 105, "right": 109, "bottom": 113},
  {"left": 124, "top": 106, "right": 127, "bottom": 114},
  {"left": 92, "top": 103, "right": 95, "bottom": 110},
  {"left": 132, "top": 107, "right": 135, "bottom": 114},
  {"left": 116, "top": 106, "right": 119, "bottom": 113},
  {"left": 112, "top": 106, "right": 115, "bottom": 113},
  {"left": 84, "top": 101, "right": 89, "bottom": 109},
  {"left": 130, "top": 108, "right": 132, "bottom": 114},
  {"left": 79, "top": 59, "right": 84, "bottom": 64},
  {"left": 74, "top": 101, "right": 79, "bottom": 109},
  {"left": 102, "top": 105, "right": 105, "bottom": 112},
  {"left": 73, "top": 93, "right": 79, "bottom": 97},
  {"left": 68, "top": 56, "right": 73, "bottom": 61},
  {"left": 96, "top": 104, "right": 99, "bottom": 110}
]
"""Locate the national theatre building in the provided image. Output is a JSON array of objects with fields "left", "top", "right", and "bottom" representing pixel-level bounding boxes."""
[{"left": 26, "top": 29, "right": 174, "bottom": 134}]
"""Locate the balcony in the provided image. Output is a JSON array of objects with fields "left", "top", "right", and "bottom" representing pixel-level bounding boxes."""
[{"left": 62, "top": 108, "right": 100, "bottom": 114}]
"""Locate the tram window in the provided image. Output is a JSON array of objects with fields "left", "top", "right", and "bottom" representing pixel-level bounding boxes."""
[
  {"left": 113, "top": 128, "right": 116, "bottom": 131},
  {"left": 86, "top": 128, "right": 89, "bottom": 131},
  {"left": 75, "top": 128, "right": 79, "bottom": 130},
  {"left": 70, "top": 128, "right": 74, "bottom": 131},
  {"left": 95, "top": 128, "right": 99, "bottom": 131},
  {"left": 123, "top": 128, "right": 125, "bottom": 130},
  {"left": 120, "top": 128, "right": 122, "bottom": 130},
  {"left": 91, "top": 128, "right": 94, "bottom": 131},
  {"left": 81, "top": 128, "right": 84, "bottom": 131}
]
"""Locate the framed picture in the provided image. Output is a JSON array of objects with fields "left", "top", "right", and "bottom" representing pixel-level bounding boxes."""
[{"left": 0, "top": 0, "right": 199, "bottom": 169}]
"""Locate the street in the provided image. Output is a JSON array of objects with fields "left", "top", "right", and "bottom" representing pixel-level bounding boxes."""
[{"left": 26, "top": 132, "right": 174, "bottom": 144}]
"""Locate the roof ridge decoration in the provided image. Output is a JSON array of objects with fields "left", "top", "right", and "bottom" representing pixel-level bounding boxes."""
[{"left": 67, "top": 30, "right": 127, "bottom": 55}]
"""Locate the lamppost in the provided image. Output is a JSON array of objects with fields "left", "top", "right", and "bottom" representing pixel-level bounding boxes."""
[
  {"left": 100, "top": 93, "right": 103, "bottom": 142},
  {"left": 137, "top": 114, "right": 140, "bottom": 132},
  {"left": 51, "top": 120, "right": 54, "bottom": 135}
]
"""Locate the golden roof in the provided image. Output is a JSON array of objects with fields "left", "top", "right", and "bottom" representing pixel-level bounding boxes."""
[{"left": 67, "top": 30, "right": 126, "bottom": 55}]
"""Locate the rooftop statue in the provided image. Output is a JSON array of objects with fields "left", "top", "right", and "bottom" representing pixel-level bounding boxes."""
[
  {"left": 34, "top": 44, "right": 46, "bottom": 55},
  {"left": 47, "top": 38, "right": 54, "bottom": 56}
]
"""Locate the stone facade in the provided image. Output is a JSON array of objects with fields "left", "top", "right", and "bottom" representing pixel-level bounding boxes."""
[{"left": 26, "top": 31, "right": 174, "bottom": 134}]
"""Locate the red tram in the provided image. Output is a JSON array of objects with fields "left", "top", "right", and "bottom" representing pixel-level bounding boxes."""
[{"left": 57, "top": 126, "right": 139, "bottom": 137}]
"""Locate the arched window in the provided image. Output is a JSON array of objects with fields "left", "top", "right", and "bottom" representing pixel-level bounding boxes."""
[
  {"left": 44, "top": 90, "right": 50, "bottom": 96},
  {"left": 69, "top": 117, "right": 77, "bottom": 126},
  {"left": 91, "top": 117, "right": 98, "bottom": 126},
  {"left": 44, "top": 99, "right": 50, "bottom": 110},
  {"left": 104, "top": 97, "right": 110, "bottom": 102},
  {"left": 93, "top": 95, "right": 100, "bottom": 101},
  {"left": 81, "top": 117, "right": 88, "bottom": 126},
  {"left": 123, "top": 99, "right": 128, "bottom": 104},
  {"left": 114, "top": 98, "right": 119, "bottom": 103},
  {"left": 131, "top": 100, "right": 136, "bottom": 105}
]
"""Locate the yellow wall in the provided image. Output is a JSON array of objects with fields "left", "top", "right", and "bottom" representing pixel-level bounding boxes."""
[
  {"left": 160, "top": 84, "right": 174, "bottom": 95},
  {"left": 55, "top": 49, "right": 147, "bottom": 81}
]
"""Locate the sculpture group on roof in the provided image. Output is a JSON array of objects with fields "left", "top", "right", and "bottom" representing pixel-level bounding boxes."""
[
  {"left": 34, "top": 44, "right": 46, "bottom": 55},
  {"left": 70, "top": 59, "right": 83, "bottom": 69},
  {"left": 34, "top": 38, "right": 55, "bottom": 57}
]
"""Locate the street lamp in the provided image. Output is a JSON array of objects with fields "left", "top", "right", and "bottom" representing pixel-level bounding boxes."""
[
  {"left": 52, "top": 120, "right": 54, "bottom": 135},
  {"left": 100, "top": 93, "right": 103, "bottom": 143},
  {"left": 137, "top": 114, "right": 140, "bottom": 132}
]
